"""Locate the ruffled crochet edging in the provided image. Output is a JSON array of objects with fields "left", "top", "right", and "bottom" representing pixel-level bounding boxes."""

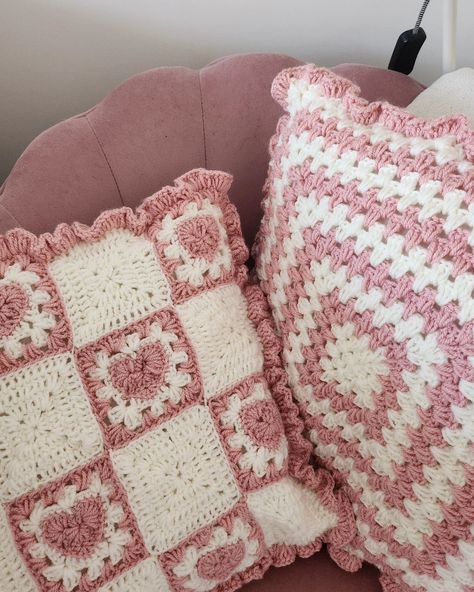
[
  {"left": 245, "top": 283, "right": 356, "bottom": 563},
  {"left": 271, "top": 65, "right": 474, "bottom": 161},
  {"left": 0, "top": 169, "right": 248, "bottom": 274}
]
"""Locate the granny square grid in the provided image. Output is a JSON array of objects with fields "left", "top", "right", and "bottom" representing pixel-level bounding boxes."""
[
  {"left": 0, "top": 169, "right": 348, "bottom": 592},
  {"left": 254, "top": 66, "right": 474, "bottom": 592}
]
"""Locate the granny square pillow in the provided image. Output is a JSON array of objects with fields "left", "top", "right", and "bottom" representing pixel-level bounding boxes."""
[
  {"left": 0, "top": 169, "right": 349, "bottom": 592},
  {"left": 254, "top": 66, "right": 474, "bottom": 592}
]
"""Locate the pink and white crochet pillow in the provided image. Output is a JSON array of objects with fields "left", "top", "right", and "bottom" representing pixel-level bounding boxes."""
[
  {"left": 0, "top": 169, "right": 349, "bottom": 592},
  {"left": 254, "top": 66, "right": 474, "bottom": 592}
]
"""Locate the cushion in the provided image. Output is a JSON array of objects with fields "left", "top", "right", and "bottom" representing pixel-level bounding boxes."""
[
  {"left": 253, "top": 65, "right": 474, "bottom": 592},
  {"left": 406, "top": 67, "right": 474, "bottom": 127},
  {"left": 0, "top": 169, "right": 350, "bottom": 592}
]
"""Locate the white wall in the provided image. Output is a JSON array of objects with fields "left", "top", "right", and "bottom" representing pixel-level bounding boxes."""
[{"left": 1, "top": 0, "right": 473, "bottom": 183}]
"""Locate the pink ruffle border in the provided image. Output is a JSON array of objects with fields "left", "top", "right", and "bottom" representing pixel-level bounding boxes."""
[
  {"left": 271, "top": 65, "right": 474, "bottom": 162},
  {"left": 245, "top": 284, "right": 356, "bottom": 568}
]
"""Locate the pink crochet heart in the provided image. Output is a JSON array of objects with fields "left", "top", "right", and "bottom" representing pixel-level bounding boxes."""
[
  {"left": 0, "top": 284, "right": 29, "bottom": 338},
  {"left": 177, "top": 215, "right": 220, "bottom": 261},
  {"left": 240, "top": 400, "right": 284, "bottom": 450},
  {"left": 196, "top": 540, "right": 245, "bottom": 581},
  {"left": 109, "top": 342, "right": 169, "bottom": 400},
  {"left": 41, "top": 497, "right": 105, "bottom": 559}
]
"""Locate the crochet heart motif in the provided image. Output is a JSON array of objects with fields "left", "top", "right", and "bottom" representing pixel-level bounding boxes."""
[
  {"left": 196, "top": 540, "right": 245, "bottom": 581},
  {"left": 109, "top": 342, "right": 169, "bottom": 400},
  {"left": 177, "top": 215, "right": 220, "bottom": 261},
  {"left": 240, "top": 400, "right": 285, "bottom": 450},
  {"left": 0, "top": 284, "right": 29, "bottom": 338},
  {"left": 41, "top": 497, "right": 105, "bottom": 559}
]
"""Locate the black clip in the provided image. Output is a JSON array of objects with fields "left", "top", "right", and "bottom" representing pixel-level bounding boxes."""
[{"left": 388, "top": 28, "right": 427, "bottom": 75}]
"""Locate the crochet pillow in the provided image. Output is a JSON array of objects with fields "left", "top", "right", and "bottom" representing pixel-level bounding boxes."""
[
  {"left": 254, "top": 66, "right": 474, "bottom": 592},
  {"left": 0, "top": 169, "right": 349, "bottom": 592}
]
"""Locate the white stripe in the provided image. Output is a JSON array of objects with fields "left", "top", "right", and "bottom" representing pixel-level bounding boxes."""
[
  {"left": 287, "top": 78, "right": 471, "bottom": 165},
  {"left": 344, "top": 510, "right": 474, "bottom": 592}
]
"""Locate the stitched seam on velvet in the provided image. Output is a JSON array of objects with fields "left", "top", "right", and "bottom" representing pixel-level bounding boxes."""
[
  {"left": 198, "top": 69, "right": 208, "bottom": 169},
  {"left": 85, "top": 115, "right": 125, "bottom": 207},
  {"left": 0, "top": 202, "right": 21, "bottom": 227}
]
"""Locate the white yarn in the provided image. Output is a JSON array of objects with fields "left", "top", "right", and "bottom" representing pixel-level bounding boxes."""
[
  {"left": 49, "top": 229, "right": 172, "bottom": 347},
  {"left": 247, "top": 477, "right": 337, "bottom": 548},
  {"left": 0, "top": 353, "right": 103, "bottom": 502},
  {"left": 111, "top": 406, "right": 240, "bottom": 554},
  {"left": 176, "top": 285, "right": 264, "bottom": 399}
]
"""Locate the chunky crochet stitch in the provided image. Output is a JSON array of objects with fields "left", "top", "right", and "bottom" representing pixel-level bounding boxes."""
[
  {"left": 0, "top": 169, "right": 349, "bottom": 592},
  {"left": 254, "top": 66, "right": 474, "bottom": 592}
]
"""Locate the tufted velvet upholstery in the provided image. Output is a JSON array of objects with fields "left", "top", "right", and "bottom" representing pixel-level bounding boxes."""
[
  {"left": 0, "top": 54, "right": 424, "bottom": 247},
  {"left": 0, "top": 53, "right": 425, "bottom": 591}
]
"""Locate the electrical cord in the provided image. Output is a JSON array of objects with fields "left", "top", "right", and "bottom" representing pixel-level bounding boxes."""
[{"left": 414, "top": 0, "right": 431, "bottom": 33}]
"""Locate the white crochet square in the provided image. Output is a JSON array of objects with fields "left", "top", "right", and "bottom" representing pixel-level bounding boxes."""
[
  {"left": 112, "top": 405, "right": 239, "bottom": 554},
  {"left": 0, "top": 506, "right": 37, "bottom": 592},
  {"left": 176, "top": 284, "right": 264, "bottom": 399},
  {"left": 98, "top": 558, "right": 170, "bottom": 592},
  {"left": 0, "top": 353, "right": 104, "bottom": 501},
  {"left": 49, "top": 229, "right": 172, "bottom": 347},
  {"left": 247, "top": 477, "right": 338, "bottom": 547}
]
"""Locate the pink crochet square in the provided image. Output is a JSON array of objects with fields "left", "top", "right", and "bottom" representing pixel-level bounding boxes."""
[
  {"left": 149, "top": 170, "right": 247, "bottom": 303},
  {"left": 0, "top": 256, "right": 71, "bottom": 376},
  {"left": 254, "top": 65, "right": 474, "bottom": 592},
  {"left": 6, "top": 455, "right": 147, "bottom": 592},
  {"left": 160, "top": 502, "right": 267, "bottom": 592},
  {"left": 209, "top": 375, "right": 288, "bottom": 491},
  {"left": 76, "top": 308, "right": 203, "bottom": 448}
]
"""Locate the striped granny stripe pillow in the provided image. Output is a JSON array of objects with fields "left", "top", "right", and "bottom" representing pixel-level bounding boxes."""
[{"left": 254, "top": 65, "right": 474, "bottom": 592}]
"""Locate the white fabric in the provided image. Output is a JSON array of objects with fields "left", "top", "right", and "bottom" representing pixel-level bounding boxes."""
[{"left": 407, "top": 68, "right": 474, "bottom": 126}]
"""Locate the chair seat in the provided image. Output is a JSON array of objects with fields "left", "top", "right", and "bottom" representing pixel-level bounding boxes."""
[{"left": 244, "top": 549, "right": 381, "bottom": 592}]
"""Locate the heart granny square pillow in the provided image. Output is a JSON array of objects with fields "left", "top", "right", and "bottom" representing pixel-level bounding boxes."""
[
  {"left": 254, "top": 66, "right": 474, "bottom": 592},
  {"left": 0, "top": 169, "right": 350, "bottom": 592}
]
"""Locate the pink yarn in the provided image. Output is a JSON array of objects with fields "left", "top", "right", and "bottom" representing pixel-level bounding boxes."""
[
  {"left": 0, "top": 283, "right": 28, "bottom": 337},
  {"left": 109, "top": 342, "right": 169, "bottom": 400},
  {"left": 255, "top": 66, "right": 474, "bottom": 591},
  {"left": 239, "top": 399, "right": 285, "bottom": 450},
  {"left": 41, "top": 496, "right": 105, "bottom": 559},
  {"left": 177, "top": 215, "right": 221, "bottom": 261},
  {"left": 196, "top": 541, "right": 246, "bottom": 581}
]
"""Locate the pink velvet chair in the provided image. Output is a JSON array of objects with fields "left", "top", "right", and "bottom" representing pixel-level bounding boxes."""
[{"left": 0, "top": 53, "right": 425, "bottom": 592}]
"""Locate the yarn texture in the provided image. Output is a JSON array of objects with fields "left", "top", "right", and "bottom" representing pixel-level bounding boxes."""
[
  {"left": 0, "top": 169, "right": 348, "bottom": 592},
  {"left": 254, "top": 65, "right": 474, "bottom": 592}
]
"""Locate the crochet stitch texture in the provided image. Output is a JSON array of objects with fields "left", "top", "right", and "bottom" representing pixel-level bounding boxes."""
[
  {"left": 0, "top": 169, "right": 349, "bottom": 592},
  {"left": 254, "top": 66, "right": 474, "bottom": 592}
]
